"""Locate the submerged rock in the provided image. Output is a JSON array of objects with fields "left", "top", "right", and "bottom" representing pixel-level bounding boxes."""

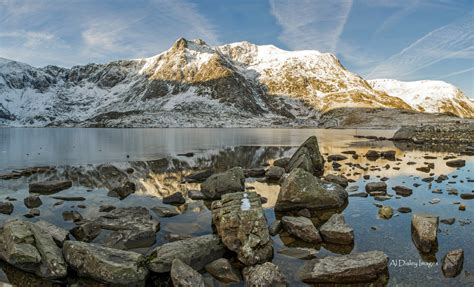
[
  {"left": 275, "top": 168, "right": 348, "bottom": 214},
  {"left": 442, "top": 249, "right": 464, "bottom": 278},
  {"left": 243, "top": 262, "right": 288, "bottom": 287},
  {"left": 300, "top": 251, "right": 388, "bottom": 284},
  {"left": 171, "top": 259, "right": 206, "bottom": 287},
  {"left": 287, "top": 136, "right": 325, "bottom": 176},
  {"left": 365, "top": 182, "right": 387, "bottom": 195},
  {"left": 211, "top": 192, "right": 272, "bottom": 265},
  {"left": 24, "top": 195, "right": 42, "bottom": 208},
  {"left": 205, "top": 258, "right": 241, "bottom": 283},
  {"left": 29, "top": 180, "right": 72, "bottom": 195},
  {"left": 0, "top": 202, "right": 14, "bottom": 215},
  {"left": 411, "top": 214, "right": 439, "bottom": 253},
  {"left": 392, "top": 186, "right": 413, "bottom": 197},
  {"left": 319, "top": 213, "right": 354, "bottom": 244},
  {"left": 162, "top": 192, "right": 185, "bottom": 204},
  {"left": 147, "top": 234, "right": 225, "bottom": 273},
  {"left": 201, "top": 167, "right": 245, "bottom": 199},
  {"left": 63, "top": 241, "right": 148, "bottom": 285},
  {"left": 281, "top": 216, "right": 322, "bottom": 243}
]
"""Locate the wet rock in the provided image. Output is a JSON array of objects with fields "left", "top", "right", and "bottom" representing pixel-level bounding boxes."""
[
  {"left": 211, "top": 192, "right": 272, "bottom": 265},
  {"left": 411, "top": 214, "right": 438, "bottom": 253},
  {"left": 99, "top": 205, "right": 116, "bottom": 212},
  {"left": 327, "top": 154, "right": 348, "bottom": 162},
  {"left": 446, "top": 159, "right": 465, "bottom": 168},
  {"left": 265, "top": 166, "right": 285, "bottom": 181},
  {"left": 24, "top": 196, "right": 42, "bottom": 208},
  {"left": 183, "top": 169, "right": 214, "bottom": 183},
  {"left": 392, "top": 186, "right": 413, "bottom": 197},
  {"left": 205, "top": 258, "right": 241, "bottom": 283},
  {"left": 349, "top": 192, "right": 368, "bottom": 198},
  {"left": 24, "top": 209, "right": 40, "bottom": 218},
  {"left": 171, "top": 258, "right": 205, "bottom": 287},
  {"left": 243, "top": 262, "right": 288, "bottom": 287},
  {"left": 29, "top": 224, "right": 67, "bottom": 278},
  {"left": 416, "top": 166, "right": 431, "bottom": 173},
  {"left": 440, "top": 218, "right": 455, "bottom": 225},
  {"left": 269, "top": 220, "right": 282, "bottom": 236},
  {"left": 51, "top": 196, "right": 85, "bottom": 201},
  {"left": 147, "top": 234, "right": 225, "bottom": 273},
  {"left": 332, "top": 162, "right": 341, "bottom": 169},
  {"left": 201, "top": 167, "right": 245, "bottom": 199},
  {"left": 381, "top": 150, "right": 396, "bottom": 161},
  {"left": 278, "top": 247, "right": 317, "bottom": 260},
  {"left": 152, "top": 205, "right": 180, "bottom": 217},
  {"left": 297, "top": 208, "right": 311, "bottom": 218},
  {"left": 275, "top": 168, "right": 348, "bottom": 214},
  {"left": 163, "top": 233, "right": 192, "bottom": 242},
  {"left": 281, "top": 216, "right": 322, "bottom": 243},
  {"left": 245, "top": 168, "right": 267, "bottom": 178},
  {"left": 98, "top": 207, "right": 159, "bottom": 250},
  {"left": 162, "top": 192, "right": 185, "bottom": 204},
  {"left": 324, "top": 174, "right": 348, "bottom": 188},
  {"left": 0, "top": 202, "right": 14, "bottom": 215},
  {"left": 110, "top": 181, "right": 136, "bottom": 199},
  {"left": 63, "top": 241, "right": 148, "bottom": 285},
  {"left": 287, "top": 136, "right": 325, "bottom": 176},
  {"left": 374, "top": 195, "right": 391, "bottom": 201},
  {"left": 29, "top": 180, "right": 72, "bottom": 195},
  {"left": 62, "top": 210, "right": 83, "bottom": 222},
  {"left": 300, "top": 251, "right": 388, "bottom": 284},
  {"left": 378, "top": 206, "right": 393, "bottom": 219},
  {"left": 70, "top": 221, "right": 101, "bottom": 242},
  {"left": 365, "top": 150, "right": 381, "bottom": 160},
  {"left": 442, "top": 249, "right": 464, "bottom": 278},
  {"left": 397, "top": 207, "right": 412, "bottom": 213},
  {"left": 34, "top": 220, "right": 69, "bottom": 246},
  {"left": 460, "top": 193, "right": 474, "bottom": 200},
  {"left": 319, "top": 213, "right": 354, "bottom": 245},
  {"left": 365, "top": 182, "right": 387, "bottom": 195},
  {"left": 429, "top": 198, "right": 441, "bottom": 204},
  {"left": 273, "top": 157, "right": 290, "bottom": 169}
]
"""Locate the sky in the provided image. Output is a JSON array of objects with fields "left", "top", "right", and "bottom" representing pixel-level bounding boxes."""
[{"left": 0, "top": 0, "right": 473, "bottom": 97}]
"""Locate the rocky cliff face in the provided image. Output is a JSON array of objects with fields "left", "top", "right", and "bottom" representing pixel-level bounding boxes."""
[{"left": 0, "top": 38, "right": 472, "bottom": 127}]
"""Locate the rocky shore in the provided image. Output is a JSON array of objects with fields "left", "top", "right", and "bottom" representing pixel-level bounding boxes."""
[{"left": 0, "top": 134, "right": 471, "bottom": 286}]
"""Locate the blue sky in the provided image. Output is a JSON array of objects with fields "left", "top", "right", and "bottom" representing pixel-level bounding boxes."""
[{"left": 1, "top": 0, "right": 473, "bottom": 97}]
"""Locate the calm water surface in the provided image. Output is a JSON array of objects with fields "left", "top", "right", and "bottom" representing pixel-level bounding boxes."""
[{"left": 0, "top": 128, "right": 472, "bottom": 286}]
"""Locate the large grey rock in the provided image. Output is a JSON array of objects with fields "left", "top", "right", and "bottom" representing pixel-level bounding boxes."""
[
  {"left": 29, "top": 180, "right": 72, "bottom": 194},
  {"left": 275, "top": 168, "right": 348, "bottom": 214},
  {"left": 200, "top": 167, "right": 245, "bottom": 199},
  {"left": 442, "top": 249, "right": 464, "bottom": 278},
  {"left": 63, "top": 241, "right": 148, "bottom": 286},
  {"left": 411, "top": 214, "right": 438, "bottom": 253},
  {"left": 243, "top": 262, "right": 288, "bottom": 287},
  {"left": 34, "top": 220, "right": 69, "bottom": 246},
  {"left": 301, "top": 251, "right": 388, "bottom": 284},
  {"left": 287, "top": 136, "right": 325, "bottom": 176},
  {"left": 171, "top": 259, "right": 205, "bottom": 287},
  {"left": 319, "top": 213, "right": 354, "bottom": 244},
  {"left": 147, "top": 234, "right": 226, "bottom": 273},
  {"left": 281, "top": 216, "right": 322, "bottom": 243},
  {"left": 211, "top": 192, "right": 272, "bottom": 266},
  {"left": 98, "top": 207, "right": 159, "bottom": 250},
  {"left": 205, "top": 258, "right": 241, "bottom": 283}
]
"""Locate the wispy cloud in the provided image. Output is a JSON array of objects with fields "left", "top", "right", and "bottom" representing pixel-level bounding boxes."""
[
  {"left": 437, "top": 67, "right": 474, "bottom": 79},
  {"left": 368, "top": 12, "right": 474, "bottom": 79},
  {"left": 269, "top": 0, "right": 353, "bottom": 52}
]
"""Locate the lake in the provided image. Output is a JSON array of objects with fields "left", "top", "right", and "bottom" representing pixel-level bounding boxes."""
[{"left": 0, "top": 128, "right": 472, "bottom": 286}]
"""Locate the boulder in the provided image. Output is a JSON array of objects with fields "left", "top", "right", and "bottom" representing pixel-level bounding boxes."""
[
  {"left": 301, "top": 251, "right": 388, "bottom": 284},
  {"left": 211, "top": 192, "right": 272, "bottom": 265},
  {"left": 365, "top": 182, "right": 387, "bottom": 195},
  {"left": 200, "top": 167, "right": 245, "bottom": 199},
  {"left": 24, "top": 196, "right": 42, "bottom": 208},
  {"left": 205, "top": 258, "right": 240, "bottom": 283},
  {"left": 265, "top": 166, "right": 285, "bottom": 181},
  {"left": 275, "top": 168, "right": 348, "bottom": 214},
  {"left": 147, "top": 234, "right": 226, "bottom": 273},
  {"left": 281, "top": 216, "right": 322, "bottom": 243},
  {"left": 171, "top": 259, "right": 205, "bottom": 287},
  {"left": 287, "top": 136, "right": 325, "bottom": 176},
  {"left": 0, "top": 202, "right": 13, "bottom": 215},
  {"left": 442, "top": 249, "right": 464, "bottom": 278},
  {"left": 411, "top": 214, "right": 438, "bottom": 253},
  {"left": 324, "top": 174, "right": 348, "bottom": 188},
  {"left": 29, "top": 180, "right": 72, "bottom": 195},
  {"left": 243, "top": 262, "right": 288, "bottom": 287},
  {"left": 34, "top": 220, "right": 69, "bottom": 246},
  {"left": 319, "top": 213, "right": 354, "bottom": 244},
  {"left": 162, "top": 192, "right": 185, "bottom": 204},
  {"left": 63, "top": 241, "right": 148, "bottom": 286},
  {"left": 446, "top": 159, "right": 465, "bottom": 168},
  {"left": 392, "top": 186, "right": 412, "bottom": 197}
]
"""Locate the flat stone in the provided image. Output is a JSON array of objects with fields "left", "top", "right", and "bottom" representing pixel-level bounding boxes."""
[
  {"left": 460, "top": 193, "right": 474, "bottom": 200},
  {"left": 99, "top": 205, "right": 116, "bottom": 212},
  {"left": 446, "top": 159, "right": 465, "bottom": 168},
  {"left": 278, "top": 247, "right": 317, "bottom": 260},
  {"left": 2, "top": 220, "right": 41, "bottom": 272},
  {"left": 50, "top": 196, "right": 85, "bottom": 201},
  {"left": 319, "top": 213, "right": 354, "bottom": 245},
  {"left": 162, "top": 192, "right": 185, "bottom": 204},
  {"left": 287, "top": 136, "right": 325, "bottom": 176},
  {"left": 29, "top": 180, "right": 72, "bottom": 195},
  {"left": 327, "top": 154, "right": 348, "bottom": 162},
  {"left": 0, "top": 202, "right": 14, "bottom": 215},
  {"left": 281, "top": 216, "right": 322, "bottom": 243},
  {"left": 183, "top": 169, "right": 213, "bottom": 183},
  {"left": 245, "top": 168, "right": 267, "bottom": 178},
  {"left": 63, "top": 241, "right": 148, "bottom": 285},
  {"left": 392, "top": 186, "right": 413, "bottom": 197},
  {"left": 171, "top": 259, "right": 205, "bottom": 287},
  {"left": 147, "top": 234, "right": 226, "bottom": 273},
  {"left": 442, "top": 249, "right": 464, "bottom": 278},
  {"left": 24, "top": 196, "right": 42, "bottom": 208},
  {"left": 265, "top": 166, "right": 285, "bottom": 181},
  {"left": 152, "top": 205, "right": 181, "bottom": 217},
  {"left": 62, "top": 210, "right": 83, "bottom": 222},
  {"left": 70, "top": 221, "right": 101, "bottom": 242},
  {"left": 188, "top": 190, "right": 207, "bottom": 200},
  {"left": 397, "top": 207, "right": 412, "bottom": 213},
  {"left": 201, "top": 167, "right": 245, "bottom": 199},
  {"left": 349, "top": 192, "right": 368, "bottom": 198},
  {"left": 205, "top": 258, "right": 241, "bottom": 283},
  {"left": 365, "top": 182, "right": 387, "bottom": 195},
  {"left": 411, "top": 214, "right": 438, "bottom": 253},
  {"left": 324, "top": 174, "right": 348, "bottom": 188},
  {"left": 34, "top": 220, "right": 69, "bottom": 246},
  {"left": 243, "top": 262, "right": 288, "bottom": 287},
  {"left": 301, "top": 251, "right": 388, "bottom": 284},
  {"left": 440, "top": 218, "right": 455, "bottom": 225}
]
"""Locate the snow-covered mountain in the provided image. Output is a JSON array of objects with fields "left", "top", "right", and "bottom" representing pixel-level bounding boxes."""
[
  {"left": 0, "top": 38, "right": 472, "bottom": 127},
  {"left": 368, "top": 79, "right": 474, "bottom": 118}
]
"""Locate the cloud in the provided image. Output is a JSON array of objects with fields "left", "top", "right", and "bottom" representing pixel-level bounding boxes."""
[
  {"left": 437, "top": 67, "right": 474, "bottom": 80},
  {"left": 269, "top": 0, "right": 353, "bottom": 52},
  {"left": 368, "top": 12, "right": 474, "bottom": 79}
]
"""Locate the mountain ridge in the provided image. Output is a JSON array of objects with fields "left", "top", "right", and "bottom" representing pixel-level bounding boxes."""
[{"left": 0, "top": 38, "right": 473, "bottom": 128}]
